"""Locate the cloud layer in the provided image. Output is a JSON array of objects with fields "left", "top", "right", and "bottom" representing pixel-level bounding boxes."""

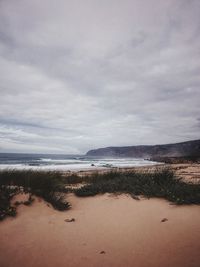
[{"left": 0, "top": 0, "right": 200, "bottom": 153}]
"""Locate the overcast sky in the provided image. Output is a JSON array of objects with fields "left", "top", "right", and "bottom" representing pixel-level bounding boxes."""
[{"left": 0, "top": 0, "right": 200, "bottom": 154}]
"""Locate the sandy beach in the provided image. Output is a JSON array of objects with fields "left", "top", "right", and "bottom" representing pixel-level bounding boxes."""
[
  {"left": 1, "top": 0, "right": 200, "bottom": 265},
  {"left": 0, "top": 190, "right": 200, "bottom": 267}
]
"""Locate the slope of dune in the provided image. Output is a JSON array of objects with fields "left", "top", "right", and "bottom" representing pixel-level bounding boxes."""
[{"left": 0, "top": 193, "right": 200, "bottom": 267}]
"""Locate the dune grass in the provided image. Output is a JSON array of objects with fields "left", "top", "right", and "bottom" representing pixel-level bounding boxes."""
[
  {"left": 0, "top": 170, "right": 70, "bottom": 220},
  {"left": 74, "top": 168, "right": 200, "bottom": 205},
  {"left": 0, "top": 168, "right": 200, "bottom": 220},
  {"left": 0, "top": 186, "right": 18, "bottom": 220}
]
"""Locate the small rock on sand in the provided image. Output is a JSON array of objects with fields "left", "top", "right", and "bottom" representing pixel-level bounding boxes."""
[
  {"left": 65, "top": 218, "right": 75, "bottom": 222},
  {"left": 161, "top": 218, "right": 168, "bottom": 223}
]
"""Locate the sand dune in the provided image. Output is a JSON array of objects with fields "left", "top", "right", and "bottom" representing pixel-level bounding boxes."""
[{"left": 0, "top": 193, "right": 200, "bottom": 267}]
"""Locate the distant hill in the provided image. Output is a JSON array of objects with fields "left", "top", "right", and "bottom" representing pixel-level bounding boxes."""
[{"left": 86, "top": 139, "right": 200, "bottom": 158}]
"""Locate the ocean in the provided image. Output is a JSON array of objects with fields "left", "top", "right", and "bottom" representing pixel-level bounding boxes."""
[{"left": 0, "top": 153, "right": 158, "bottom": 171}]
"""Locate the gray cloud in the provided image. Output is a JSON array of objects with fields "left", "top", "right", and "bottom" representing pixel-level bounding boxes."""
[{"left": 0, "top": 0, "right": 200, "bottom": 153}]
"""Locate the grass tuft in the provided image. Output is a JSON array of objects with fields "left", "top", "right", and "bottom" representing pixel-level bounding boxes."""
[
  {"left": 0, "top": 169, "right": 70, "bottom": 220},
  {"left": 74, "top": 168, "right": 200, "bottom": 205},
  {"left": 1, "top": 167, "right": 200, "bottom": 220}
]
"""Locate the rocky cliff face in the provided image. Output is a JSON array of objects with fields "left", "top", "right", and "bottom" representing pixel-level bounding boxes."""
[{"left": 86, "top": 139, "right": 200, "bottom": 158}]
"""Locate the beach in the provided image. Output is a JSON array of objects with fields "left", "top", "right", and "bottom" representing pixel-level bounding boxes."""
[
  {"left": 1, "top": 0, "right": 200, "bottom": 265},
  {"left": 0, "top": 193, "right": 200, "bottom": 267},
  {"left": 0, "top": 163, "right": 200, "bottom": 267}
]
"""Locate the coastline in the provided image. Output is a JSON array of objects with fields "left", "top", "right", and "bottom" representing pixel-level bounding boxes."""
[{"left": 0, "top": 162, "right": 200, "bottom": 267}]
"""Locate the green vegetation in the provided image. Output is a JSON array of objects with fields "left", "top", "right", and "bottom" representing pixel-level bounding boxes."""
[
  {"left": 0, "top": 186, "right": 18, "bottom": 220},
  {"left": 0, "top": 168, "right": 200, "bottom": 221},
  {"left": 0, "top": 170, "right": 70, "bottom": 220},
  {"left": 74, "top": 169, "right": 200, "bottom": 204}
]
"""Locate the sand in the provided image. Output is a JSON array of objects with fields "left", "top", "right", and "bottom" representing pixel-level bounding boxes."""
[
  {"left": 172, "top": 163, "right": 200, "bottom": 183},
  {"left": 0, "top": 193, "right": 200, "bottom": 267}
]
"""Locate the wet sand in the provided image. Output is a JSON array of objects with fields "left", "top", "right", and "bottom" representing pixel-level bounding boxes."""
[{"left": 0, "top": 193, "right": 200, "bottom": 267}]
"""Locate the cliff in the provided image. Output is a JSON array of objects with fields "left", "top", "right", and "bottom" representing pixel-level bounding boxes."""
[{"left": 86, "top": 139, "right": 200, "bottom": 158}]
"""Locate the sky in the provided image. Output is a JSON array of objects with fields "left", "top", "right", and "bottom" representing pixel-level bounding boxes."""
[{"left": 0, "top": 0, "right": 200, "bottom": 154}]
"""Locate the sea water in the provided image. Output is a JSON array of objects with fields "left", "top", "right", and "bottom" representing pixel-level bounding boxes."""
[{"left": 0, "top": 153, "right": 158, "bottom": 171}]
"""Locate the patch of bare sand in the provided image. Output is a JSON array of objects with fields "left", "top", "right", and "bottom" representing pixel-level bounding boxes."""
[
  {"left": 0, "top": 194, "right": 200, "bottom": 267},
  {"left": 172, "top": 164, "right": 200, "bottom": 183}
]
